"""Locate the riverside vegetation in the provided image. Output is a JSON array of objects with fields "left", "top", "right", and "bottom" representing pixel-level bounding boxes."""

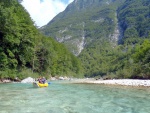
[
  {"left": 0, "top": 0, "right": 83, "bottom": 81},
  {"left": 0, "top": 0, "right": 150, "bottom": 81}
]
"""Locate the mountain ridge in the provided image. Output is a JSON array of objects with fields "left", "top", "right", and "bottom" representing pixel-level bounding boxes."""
[{"left": 40, "top": 0, "right": 125, "bottom": 55}]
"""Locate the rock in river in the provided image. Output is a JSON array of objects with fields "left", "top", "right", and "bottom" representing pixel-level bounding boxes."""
[{"left": 21, "top": 77, "right": 35, "bottom": 83}]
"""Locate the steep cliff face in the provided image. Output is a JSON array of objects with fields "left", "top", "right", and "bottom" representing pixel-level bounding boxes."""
[{"left": 40, "top": 0, "right": 125, "bottom": 55}]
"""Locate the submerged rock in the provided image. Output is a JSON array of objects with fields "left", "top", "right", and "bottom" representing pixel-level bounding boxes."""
[{"left": 21, "top": 77, "right": 35, "bottom": 83}]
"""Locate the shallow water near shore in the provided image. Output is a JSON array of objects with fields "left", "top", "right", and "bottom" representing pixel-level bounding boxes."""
[{"left": 0, "top": 81, "right": 150, "bottom": 113}]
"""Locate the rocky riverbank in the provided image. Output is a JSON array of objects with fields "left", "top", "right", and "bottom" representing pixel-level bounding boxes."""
[
  {"left": 71, "top": 78, "right": 150, "bottom": 87},
  {"left": 1, "top": 76, "right": 150, "bottom": 87},
  {"left": 0, "top": 78, "right": 21, "bottom": 83},
  {"left": 0, "top": 79, "right": 11, "bottom": 83}
]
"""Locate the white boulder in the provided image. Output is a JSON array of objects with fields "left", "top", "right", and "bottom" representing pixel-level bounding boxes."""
[{"left": 21, "top": 77, "right": 35, "bottom": 83}]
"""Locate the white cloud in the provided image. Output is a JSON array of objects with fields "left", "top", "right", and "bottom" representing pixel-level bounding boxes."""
[{"left": 21, "top": 0, "right": 73, "bottom": 27}]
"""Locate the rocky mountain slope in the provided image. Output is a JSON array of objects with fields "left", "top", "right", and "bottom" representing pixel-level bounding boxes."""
[{"left": 40, "top": 0, "right": 125, "bottom": 55}]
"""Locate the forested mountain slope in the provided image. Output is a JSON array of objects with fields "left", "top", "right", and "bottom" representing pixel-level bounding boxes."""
[
  {"left": 0, "top": 0, "right": 83, "bottom": 80},
  {"left": 41, "top": 0, "right": 150, "bottom": 79},
  {"left": 118, "top": 0, "right": 150, "bottom": 42}
]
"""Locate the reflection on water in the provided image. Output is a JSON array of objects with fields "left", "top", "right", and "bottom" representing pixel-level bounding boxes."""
[{"left": 0, "top": 81, "right": 150, "bottom": 113}]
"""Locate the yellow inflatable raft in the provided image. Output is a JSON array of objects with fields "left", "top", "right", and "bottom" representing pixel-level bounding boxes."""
[{"left": 33, "top": 82, "right": 48, "bottom": 88}]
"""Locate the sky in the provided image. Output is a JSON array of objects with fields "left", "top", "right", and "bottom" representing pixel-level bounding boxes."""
[{"left": 21, "top": 0, "right": 74, "bottom": 27}]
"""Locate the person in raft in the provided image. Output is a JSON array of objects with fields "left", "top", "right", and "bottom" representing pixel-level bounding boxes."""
[
  {"left": 38, "top": 77, "right": 42, "bottom": 83},
  {"left": 38, "top": 76, "right": 46, "bottom": 84},
  {"left": 41, "top": 77, "right": 46, "bottom": 84}
]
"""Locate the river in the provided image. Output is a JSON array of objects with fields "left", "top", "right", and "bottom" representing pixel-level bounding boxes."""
[{"left": 0, "top": 81, "right": 150, "bottom": 113}]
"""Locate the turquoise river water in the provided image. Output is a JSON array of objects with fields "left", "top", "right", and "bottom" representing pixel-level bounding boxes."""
[{"left": 0, "top": 81, "right": 150, "bottom": 113}]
